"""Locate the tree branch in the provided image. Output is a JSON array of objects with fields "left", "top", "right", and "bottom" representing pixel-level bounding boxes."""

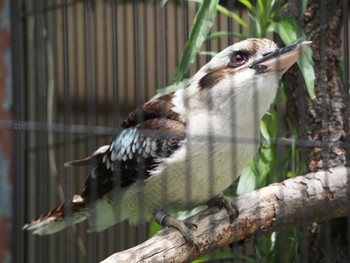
[{"left": 101, "top": 167, "right": 349, "bottom": 263}]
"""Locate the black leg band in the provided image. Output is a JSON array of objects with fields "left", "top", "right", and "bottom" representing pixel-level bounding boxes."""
[{"left": 155, "top": 211, "right": 170, "bottom": 226}]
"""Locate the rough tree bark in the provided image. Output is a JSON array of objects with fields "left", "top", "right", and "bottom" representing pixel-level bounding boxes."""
[
  {"left": 284, "top": 0, "right": 347, "bottom": 171},
  {"left": 100, "top": 1, "right": 349, "bottom": 261},
  {"left": 283, "top": 0, "right": 349, "bottom": 261},
  {"left": 101, "top": 167, "right": 349, "bottom": 263}
]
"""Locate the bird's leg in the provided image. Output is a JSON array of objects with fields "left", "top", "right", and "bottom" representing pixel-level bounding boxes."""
[
  {"left": 208, "top": 195, "right": 239, "bottom": 223},
  {"left": 155, "top": 210, "right": 198, "bottom": 245}
]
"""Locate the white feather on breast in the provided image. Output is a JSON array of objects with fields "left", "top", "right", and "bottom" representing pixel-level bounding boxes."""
[{"left": 88, "top": 71, "right": 279, "bottom": 229}]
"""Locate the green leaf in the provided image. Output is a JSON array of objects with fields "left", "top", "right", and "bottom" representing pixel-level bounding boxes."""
[
  {"left": 206, "top": 31, "right": 245, "bottom": 41},
  {"left": 239, "top": 0, "right": 253, "bottom": 10},
  {"left": 190, "top": 0, "right": 250, "bottom": 30},
  {"left": 260, "top": 119, "right": 271, "bottom": 140},
  {"left": 272, "top": 18, "right": 315, "bottom": 99},
  {"left": 271, "top": 19, "right": 300, "bottom": 44},
  {"left": 257, "top": 0, "right": 265, "bottom": 18},
  {"left": 148, "top": 220, "right": 163, "bottom": 238},
  {"left": 236, "top": 164, "right": 256, "bottom": 195},
  {"left": 256, "top": 146, "right": 273, "bottom": 185},
  {"left": 217, "top": 4, "right": 250, "bottom": 30},
  {"left": 151, "top": 78, "right": 191, "bottom": 100},
  {"left": 170, "top": 0, "right": 219, "bottom": 84},
  {"left": 261, "top": 110, "right": 277, "bottom": 139},
  {"left": 159, "top": 0, "right": 168, "bottom": 6},
  {"left": 174, "top": 206, "right": 207, "bottom": 220},
  {"left": 297, "top": 49, "right": 316, "bottom": 99},
  {"left": 198, "top": 51, "right": 217, "bottom": 57},
  {"left": 302, "top": 0, "right": 308, "bottom": 14},
  {"left": 193, "top": 252, "right": 256, "bottom": 263}
]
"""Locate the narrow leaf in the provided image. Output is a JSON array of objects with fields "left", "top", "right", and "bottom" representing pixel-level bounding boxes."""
[
  {"left": 237, "top": 164, "right": 256, "bottom": 195},
  {"left": 193, "top": 252, "right": 256, "bottom": 263},
  {"left": 190, "top": 0, "right": 250, "bottom": 30},
  {"left": 238, "top": 0, "right": 253, "bottom": 10},
  {"left": 160, "top": 0, "right": 168, "bottom": 6},
  {"left": 302, "top": 0, "right": 308, "bottom": 14},
  {"left": 199, "top": 51, "right": 217, "bottom": 57},
  {"left": 151, "top": 79, "right": 191, "bottom": 100},
  {"left": 148, "top": 220, "right": 163, "bottom": 238},
  {"left": 297, "top": 49, "right": 316, "bottom": 99},
  {"left": 217, "top": 4, "right": 250, "bottom": 30},
  {"left": 206, "top": 31, "right": 246, "bottom": 41},
  {"left": 272, "top": 18, "right": 315, "bottom": 98},
  {"left": 170, "top": 0, "right": 219, "bottom": 84}
]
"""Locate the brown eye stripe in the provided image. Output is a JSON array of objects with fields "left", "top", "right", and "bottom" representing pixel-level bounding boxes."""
[{"left": 199, "top": 67, "right": 232, "bottom": 90}]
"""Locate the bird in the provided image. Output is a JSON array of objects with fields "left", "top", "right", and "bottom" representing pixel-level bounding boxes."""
[{"left": 23, "top": 38, "right": 311, "bottom": 243}]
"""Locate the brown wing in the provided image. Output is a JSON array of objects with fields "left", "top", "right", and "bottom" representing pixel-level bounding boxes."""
[
  {"left": 121, "top": 94, "right": 184, "bottom": 128},
  {"left": 23, "top": 93, "right": 187, "bottom": 233},
  {"left": 80, "top": 94, "right": 186, "bottom": 202},
  {"left": 64, "top": 145, "right": 109, "bottom": 167}
]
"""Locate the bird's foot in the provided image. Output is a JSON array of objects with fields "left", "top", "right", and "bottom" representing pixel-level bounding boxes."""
[
  {"left": 209, "top": 196, "right": 239, "bottom": 223},
  {"left": 155, "top": 211, "right": 198, "bottom": 246}
]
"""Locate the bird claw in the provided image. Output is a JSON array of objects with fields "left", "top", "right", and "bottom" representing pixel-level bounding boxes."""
[
  {"left": 184, "top": 221, "right": 198, "bottom": 230},
  {"left": 155, "top": 211, "right": 198, "bottom": 247},
  {"left": 213, "top": 196, "right": 239, "bottom": 223}
]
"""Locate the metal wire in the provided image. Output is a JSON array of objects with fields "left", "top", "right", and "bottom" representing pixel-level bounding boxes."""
[{"left": 9, "top": 0, "right": 350, "bottom": 262}]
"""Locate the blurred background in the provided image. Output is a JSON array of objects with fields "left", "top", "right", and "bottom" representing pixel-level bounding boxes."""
[{"left": 2, "top": 0, "right": 350, "bottom": 262}]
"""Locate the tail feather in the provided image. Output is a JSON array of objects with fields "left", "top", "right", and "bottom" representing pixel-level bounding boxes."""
[
  {"left": 64, "top": 145, "right": 109, "bottom": 167},
  {"left": 23, "top": 195, "right": 89, "bottom": 235}
]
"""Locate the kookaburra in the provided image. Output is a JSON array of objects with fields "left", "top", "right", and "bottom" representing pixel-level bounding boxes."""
[{"left": 23, "top": 38, "right": 311, "bottom": 244}]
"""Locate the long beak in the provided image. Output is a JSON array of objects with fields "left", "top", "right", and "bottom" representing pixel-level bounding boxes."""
[{"left": 250, "top": 41, "right": 312, "bottom": 75}]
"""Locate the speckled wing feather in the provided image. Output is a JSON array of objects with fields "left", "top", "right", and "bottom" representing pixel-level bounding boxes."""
[
  {"left": 23, "top": 94, "right": 186, "bottom": 234},
  {"left": 81, "top": 118, "right": 186, "bottom": 201},
  {"left": 76, "top": 94, "right": 186, "bottom": 202}
]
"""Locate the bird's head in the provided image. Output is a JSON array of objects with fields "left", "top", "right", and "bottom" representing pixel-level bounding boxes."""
[{"left": 176, "top": 38, "right": 311, "bottom": 121}]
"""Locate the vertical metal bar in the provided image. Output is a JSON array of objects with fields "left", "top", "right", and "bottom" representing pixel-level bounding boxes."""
[
  {"left": 110, "top": 0, "right": 121, "bottom": 252},
  {"left": 72, "top": 2, "right": 88, "bottom": 262},
  {"left": 227, "top": 1, "right": 234, "bottom": 46},
  {"left": 31, "top": 2, "right": 39, "bottom": 262},
  {"left": 61, "top": 0, "right": 73, "bottom": 262},
  {"left": 143, "top": 1, "right": 149, "bottom": 99},
  {"left": 181, "top": 0, "right": 192, "bottom": 218},
  {"left": 123, "top": 0, "right": 130, "bottom": 114},
  {"left": 293, "top": 3, "right": 309, "bottom": 263},
  {"left": 102, "top": 2, "right": 109, "bottom": 127},
  {"left": 153, "top": 0, "right": 158, "bottom": 95},
  {"left": 133, "top": 0, "right": 141, "bottom": 106},
  {"left": 183, "top": 0, "right": 189, "bottom": 78},
  {"left": 35, "top": 0, "right": 50, "bottom": 261},
  {"left": 101, "top": 1, "right": 111, "bottom": 256},
  {"left": 111, "top": 0, "right": 120, "bottom": 127},
  {"left": 164, "top": 4, "right": 169, "bottom": 84},
  {"left": 93, "top": 1, "right": 104, "bottom": 259},
  {"left": 342, "top": 0, "right": 350, "bottom": 259},
  {"left": 32, "top": 1, "right": 42, "bottom": 261},
  {"left": 319, "top": 1, "right": 331, "bottom": 262},
  {"left": 343, "top": 0, "right": 349, "bottom": 98},
  {"left": 226, "top": 2, "right": 238, "bottom": 259},
  {"left": 72, "top": 0, "right": 80, "bottom": 249},
  {"left": 205, "top": 15, "right": 215, "bottom": 261},
  {"left": 216, "top": 12, "right": 221, "bottom": 51},
  {"left": 11, "top": 0, "right": 26, "bottom": 262},
  {"left": 51, "top": 0, "right": 60, "bottom": 262},
  {"left": 83, "top": 1, "right": 98, "bottom": 261},
  {"left": 132, "top": 0, "right": 146, "bottom": 244}
]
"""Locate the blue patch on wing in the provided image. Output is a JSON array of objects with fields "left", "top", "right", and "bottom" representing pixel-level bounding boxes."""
[{"left": 103, "top": 128, "right": 183, "bottom": 172}]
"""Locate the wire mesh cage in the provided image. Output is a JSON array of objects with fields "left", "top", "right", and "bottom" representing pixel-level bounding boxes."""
[
  {"left": 11, "top": 1, "right": 246, "bottom": 262},
  {"left": 6, "top": 0, "right": 350, "bottom": 262}
]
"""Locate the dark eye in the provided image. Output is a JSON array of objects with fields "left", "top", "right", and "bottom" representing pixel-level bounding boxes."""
[{"left": 229, "top": 51, "right": 246, "bottom": 67}]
